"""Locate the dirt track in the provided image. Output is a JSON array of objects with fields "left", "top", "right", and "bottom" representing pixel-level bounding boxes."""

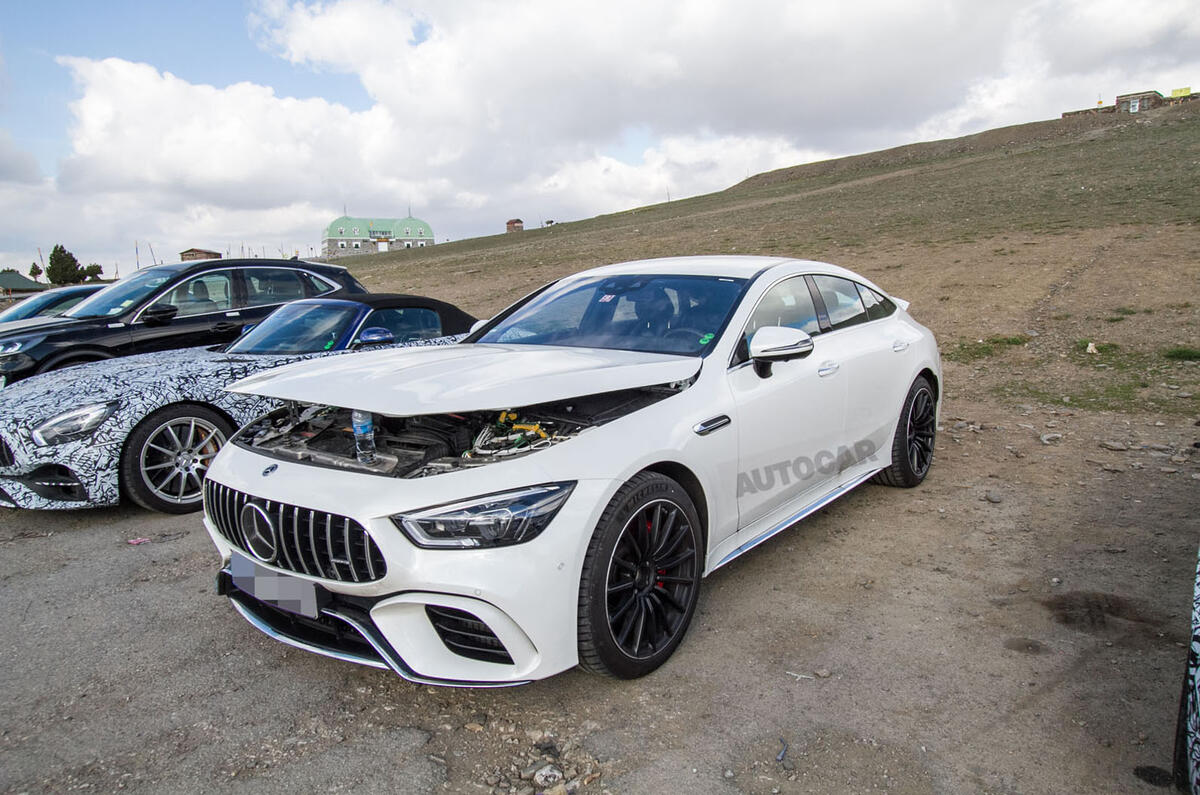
[{"left": 1, "top": 108, "right": 1198, "bottom": 793}]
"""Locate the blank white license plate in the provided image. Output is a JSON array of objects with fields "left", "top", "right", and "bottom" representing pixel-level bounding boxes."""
[{"left": 230, "top": 552, "right": 321, "bottom": 619}]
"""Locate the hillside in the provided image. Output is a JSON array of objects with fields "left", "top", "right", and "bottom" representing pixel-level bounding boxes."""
[{"left": 341, "top": 101, "right": 1199, "bottom": 416}]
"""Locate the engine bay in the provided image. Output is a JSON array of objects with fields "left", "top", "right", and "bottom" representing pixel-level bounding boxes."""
[{"left": 234, "top": 383, "right": 687, "bottom": 478}]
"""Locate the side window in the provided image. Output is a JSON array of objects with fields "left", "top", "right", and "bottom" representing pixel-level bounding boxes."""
[
  {"left": 361, "top": 307, "right": 443, "bottom": 341},
  {"left": 166, "top": 272, "right": 233, "bottom": 317},
  {"left": 244, "top": 268, "right": 308, "bottom": 308},
  {"left": 856, "top": 283, "right": 896, "bottom": 321},
  {"left": 812, "top": 275, "right": 868, "bottom": 330},
  {"left": 297, "top": 271, "right": 335, "bottom": 298},
  {"left": 734, "top": 276, "right": 820, "bottom": 365}
]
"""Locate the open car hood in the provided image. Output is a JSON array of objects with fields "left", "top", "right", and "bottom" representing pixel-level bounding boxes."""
[{"left": 228, "top": 343, "right": 701, "bottom": 416}]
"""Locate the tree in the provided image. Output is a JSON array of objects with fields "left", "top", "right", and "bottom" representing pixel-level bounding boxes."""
[
  {"left": 29, "top": 261, "right": 42, "bottom": 282},
  {"left": 47, "top": 244, "right": 84, "bottom": 284},
  {"left": 83, "top": 264, "right": 104, "bottom": 281}
]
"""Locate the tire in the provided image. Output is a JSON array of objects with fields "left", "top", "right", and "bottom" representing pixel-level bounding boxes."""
[
  {"left": 1175, "top": 644, "right": 1200, "bottom": 792},
  {"left": 577, "top": 471, "right": 703, "bottom": 679},
  {"left": 873, "top": 375, "right": 936, "bottom": 488},
  {"left": 120, "top": 404, "right": 234, "bottom": 513}
]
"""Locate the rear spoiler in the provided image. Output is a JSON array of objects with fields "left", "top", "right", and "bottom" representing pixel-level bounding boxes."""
[{"left": 893, "top": 296, "right": 910, "bottom": 311}]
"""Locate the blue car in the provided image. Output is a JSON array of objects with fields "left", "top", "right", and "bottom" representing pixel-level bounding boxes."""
[
  {"left": 0, "top": 293, "right": 475, "bottom": 513},
  {"left": 0, "top": 284, "right": 106, "bottom": 323}
]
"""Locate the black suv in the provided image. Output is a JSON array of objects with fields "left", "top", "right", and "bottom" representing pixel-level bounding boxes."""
[{"left": 0, "top": 258, "right": 367, "bottom": 387}]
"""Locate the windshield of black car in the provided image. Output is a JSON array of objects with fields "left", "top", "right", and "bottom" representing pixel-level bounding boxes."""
[
  {"left": 476, "top": 274, "right": 747, "bottom": 355},
  {"left": 65, "top": 265, "right": 189, "bottom": 318},
  {"left": 226, "top": 302, "right": 360, "bottom": 355}
]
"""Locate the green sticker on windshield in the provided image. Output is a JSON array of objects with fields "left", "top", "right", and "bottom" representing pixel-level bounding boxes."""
[
  {"left": 324, "top": 339, "right": 336, "bottom": 350},
  {"left": 699, "top": 333, "right": 714, "bottom": 345}
]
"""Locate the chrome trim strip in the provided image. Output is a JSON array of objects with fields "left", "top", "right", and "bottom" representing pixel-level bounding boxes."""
[
  {"left": 292, "top": 507, "right": 310, "bottom": 575},
  {"left": 324, "top": 607, "right": 530, "bottom": 689},
  {"left": 362, "top": 530, "right": 376, "bottom": 580},
  {"left": 325, "top": 515, "right": 340, "bottom": 581},
  {"left": 228, "top": 597, "right": 389, "bottom": 670},
  {"left": 714, "top": 468, "right": 880, "bottom": 569}
]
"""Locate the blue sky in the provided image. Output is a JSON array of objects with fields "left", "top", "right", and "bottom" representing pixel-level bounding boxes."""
[
  {"left": 0, "top": 0, "right": 1196, "bottom": 274},
  {"left": 1, "top": 0, "right": 370, "bottom": 173}
]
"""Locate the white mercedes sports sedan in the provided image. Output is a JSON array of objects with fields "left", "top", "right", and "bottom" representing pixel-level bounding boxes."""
[{"left": 202, "top": 256, "right": 941, "bottom": 686}]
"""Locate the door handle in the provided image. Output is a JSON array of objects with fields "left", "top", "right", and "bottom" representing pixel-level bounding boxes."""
[
  {"left": 817, "top": 361, "right": 840, "bottom": 377},
  {"left": 892, "top": 340, "right": 910, "bottom": 352},
  {"left": 212, "top": 321, "right": 242, "bottom": 333},
  {"left": 693, "top": 415, "right": 731, "bottom": 436}
]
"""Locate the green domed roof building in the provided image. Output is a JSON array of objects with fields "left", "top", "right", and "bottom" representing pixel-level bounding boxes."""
[{"left": 321, "top": 215, "right": 435, "bottom": 259}]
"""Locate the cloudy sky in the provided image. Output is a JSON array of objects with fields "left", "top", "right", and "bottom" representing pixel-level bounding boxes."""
[{"left": 0, "top": 0, "right": 1196, "bottom": 276}]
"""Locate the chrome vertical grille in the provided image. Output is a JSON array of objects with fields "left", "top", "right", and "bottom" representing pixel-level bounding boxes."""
[{"left": 204, "top": 480, "right": 386, "bottom": 583}]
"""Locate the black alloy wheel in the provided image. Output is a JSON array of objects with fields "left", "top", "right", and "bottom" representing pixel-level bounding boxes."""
[
  {"left": 578, "top": 472, "right": 702, "bottom": 678},
  {"left": 874, "top": 375, "right": 936, "bottom": 488}
]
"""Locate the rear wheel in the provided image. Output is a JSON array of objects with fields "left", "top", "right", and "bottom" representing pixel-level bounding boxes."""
[
  {"left": 578, "top": 472, "right": 702, "bottom": 678},
  {"left": 120, "top": 404, "right": 233, "bottom": 513},
  {"left": 873, "top": 376, "right": 936, "bottom": 487}
]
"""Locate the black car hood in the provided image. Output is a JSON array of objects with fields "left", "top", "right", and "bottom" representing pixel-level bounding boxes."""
[{"left": 0, "top": 314, "right": 88, "bottom": 337}]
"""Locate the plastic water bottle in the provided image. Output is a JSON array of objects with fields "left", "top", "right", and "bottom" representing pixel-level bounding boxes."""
[{"left": 351, "top": 409, "right": 377, "bottom": 465}]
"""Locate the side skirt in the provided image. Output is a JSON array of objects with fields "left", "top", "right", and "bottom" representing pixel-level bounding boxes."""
[{"left": 708, "top": 467, "right": 881, "bottom": 572}]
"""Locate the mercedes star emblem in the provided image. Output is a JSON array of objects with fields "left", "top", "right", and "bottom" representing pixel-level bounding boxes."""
[{"left": 239, "top": 502, "right": 278, "bottom": 563}]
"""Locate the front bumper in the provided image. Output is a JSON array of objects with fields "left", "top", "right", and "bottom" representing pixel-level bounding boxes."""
[
  {"left": 202, "top": 466, "right": 615, "bottom": 685},
  {"left": 0, "top": 432, "right": 120, "bottom": 510},
  {"left": 216, "top": 567, "right": 532, "bottom": 688}
]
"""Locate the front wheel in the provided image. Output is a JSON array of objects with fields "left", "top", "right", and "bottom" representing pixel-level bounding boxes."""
[
  {"left": 873, "top": 375, "right": 936, "bottom": 487},
  {"left": 577, "top": 472, "right": 703, "bottom": 679},
  {"left": 120, "top": 404, "right": 233, "bottom": 513}
]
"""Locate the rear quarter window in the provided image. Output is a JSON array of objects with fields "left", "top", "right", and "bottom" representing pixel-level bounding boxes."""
[
  {"left": 812, "top": 275, "right": 869, "bottom": 330},
  {"left": 856, "top": 283, "right": 896, "bottom": 321}
]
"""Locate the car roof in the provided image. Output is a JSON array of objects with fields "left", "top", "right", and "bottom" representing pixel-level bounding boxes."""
[
  {"left": 139, "top": 257, "right": 353, "bottom": 277},
  {"left": 567, "top": 255, "right": 859, "bottom": 280},
  {"left": 41, "top": 283, "right": 107, "bottom": 294},
  {"left": 291, "top": 293, "right": 478, "bottom": 332}
]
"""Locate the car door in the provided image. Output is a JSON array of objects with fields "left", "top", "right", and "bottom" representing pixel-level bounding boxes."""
[
  {"left": 360, "top": 306, "right": 444, "bottom": 342},
  {"left": 809, "top": 275, "right": 911, "bottom": 461},
  {"left": 728, "top": 275, "right": 847, "bottom": 531},
  {"left": 238, "top": 266, "right": 339, "bottom": 328},
  {"left": 128, "top": 269, "right": 242, "bottom": 354}
]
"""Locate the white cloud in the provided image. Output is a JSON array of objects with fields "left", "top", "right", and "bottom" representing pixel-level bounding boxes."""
[
  {"left": 1, "top": 0, "right": 1198, "bottom": 271},
  {"left": 0, "top": 129, "right": 40, "bottom": 183}
]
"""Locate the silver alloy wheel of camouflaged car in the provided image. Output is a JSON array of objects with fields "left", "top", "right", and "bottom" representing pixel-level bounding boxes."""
[{"left": 121, "top": 404, "right": 233, "bottom": 513}]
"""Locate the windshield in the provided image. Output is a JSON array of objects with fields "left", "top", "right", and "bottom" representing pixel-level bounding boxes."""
[
  {"left": 226, "top": 302, "right": 361, "bottom": 355},
  {"left": 476, "top": 274, "right": 747, "bottom": 356},
  {"left": 65, "top": 265, "right": 188, "bottom": 318},
  {"left": 0, "top": 289, "right": 91, "bottom": 322}
]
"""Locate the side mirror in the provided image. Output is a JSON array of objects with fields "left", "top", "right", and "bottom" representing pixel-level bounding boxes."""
[
  {"left": 469, "top": 318, "right": 489, "bottom": 334},
  {"left": 142, "top": 302, "right": 179, "bottom": 325},
  {"left": 748, "top": 326, "right": 814, "bottom": 377},
  {"left": 354, "top": 326, "right": 395, "bottom": 347}
]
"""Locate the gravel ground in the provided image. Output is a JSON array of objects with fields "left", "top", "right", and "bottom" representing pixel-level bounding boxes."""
[{"left": 1, "top": 350, "right": 1196, "bottom": 795}]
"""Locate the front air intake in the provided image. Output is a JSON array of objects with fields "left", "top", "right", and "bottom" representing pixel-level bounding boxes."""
[{"left": 425, "top": 605, "right": 514, "bottom": 665}]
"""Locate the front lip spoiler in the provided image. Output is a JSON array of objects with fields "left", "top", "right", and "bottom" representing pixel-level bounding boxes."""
[{"left": 222, "top": 573, "right": 530, "bottom": 689}]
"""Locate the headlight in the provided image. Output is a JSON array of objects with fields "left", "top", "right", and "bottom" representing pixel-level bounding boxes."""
[
  {"left": 0, "top": 335, "right": 46, "bottom": 356},
  {"left": 391, "top": 482, "right": 575, "bottom": 549},
  {"left": 32, "top": 401, "right": 120, "bottom": 446}
]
